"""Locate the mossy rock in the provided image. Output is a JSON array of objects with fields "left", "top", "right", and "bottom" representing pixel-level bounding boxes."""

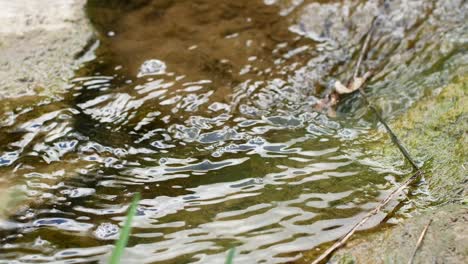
[{"left": 330, "top": 76, "right": 467, "bottom": 263}]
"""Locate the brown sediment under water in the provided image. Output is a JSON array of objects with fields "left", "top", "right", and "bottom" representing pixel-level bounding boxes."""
[{"left": 0, "top": 0, "right": 466, "bottom": 263}]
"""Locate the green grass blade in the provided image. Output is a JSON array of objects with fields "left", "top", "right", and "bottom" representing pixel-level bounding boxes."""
[
  {"left": 225, "top": 247, "right": 236, "bottom": 264},
  {"left": 109, "top": 193, "right": 141, "bottom": 264}
]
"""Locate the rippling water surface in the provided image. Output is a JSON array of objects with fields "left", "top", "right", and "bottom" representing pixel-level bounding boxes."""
[{"left": 0, "top": 0, "right": 466, "bottom": 263}]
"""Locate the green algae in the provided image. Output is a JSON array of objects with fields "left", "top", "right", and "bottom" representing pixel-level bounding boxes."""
[{"left": 387, "top": 76, "right": 467, "bottom": 204}]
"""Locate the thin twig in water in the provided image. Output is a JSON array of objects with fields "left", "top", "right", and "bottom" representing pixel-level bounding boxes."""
[
  {"left": 358, "top": 92, "right": 420, "bottom": 170},
  {"left": 311, "top": 171, "right": 422, "bottom": 264},
  {"left": 408, "top": 219, "right": 432, "bottom": 264},
  {"left": 312, "top": 15, "right": 425, "bottom": 264},
  {"left": 351, "top": 18, "right": 419, "bottom": 170}
]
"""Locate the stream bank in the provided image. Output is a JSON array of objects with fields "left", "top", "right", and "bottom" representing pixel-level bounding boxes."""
[
  {"left": 0, "top": 0, "right": 92, "bottom": 216},
  {"left": 328, "top": 76, "right": 467, "bottom": 263}
]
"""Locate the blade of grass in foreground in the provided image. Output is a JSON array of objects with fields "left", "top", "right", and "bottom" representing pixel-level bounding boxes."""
[
  {"left": 109, "top": 193, "right": 141, "bottom": 264},
  {"left": 225, "top": 247, "right": 236, "bottom": 264}
]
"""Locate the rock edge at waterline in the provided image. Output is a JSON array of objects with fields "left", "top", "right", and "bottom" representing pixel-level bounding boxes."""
[
  {"left": 0, "top": 0, "right": 92, "bottom": 99},
  {"left": 329, "top": 76, "right": 467, "bottom": 264}
]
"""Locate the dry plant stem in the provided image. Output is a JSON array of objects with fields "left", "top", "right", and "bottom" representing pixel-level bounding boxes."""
[
  {"left": 354, "top": 16, "right": 419, "bottom": 170},
  {"left": 408, "top": 219, "right": 433, "bottom": 264},
  {"left": 353, "top": 17, "right": 377, "bottom": 80},
  {"left": 359, "top": 90, "right": 420, "bottom": 170},
  {"left": 312, "top": 15, "right": 425, "bottom": 264},
  {"left": 311, "top": 171, "right": 422, "bottom": 264}
]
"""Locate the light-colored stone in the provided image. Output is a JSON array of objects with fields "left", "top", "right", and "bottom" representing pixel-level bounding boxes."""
[{"left": 0, "top": 0, "right": 92, "bottom": 99}]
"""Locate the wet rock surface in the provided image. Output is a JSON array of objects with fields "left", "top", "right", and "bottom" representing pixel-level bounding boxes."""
[
  {"left": 0, "top": 0, "right": 92, "bottom": 223},
  {"left": 329, "top": 77, "right": 467, "bottom": 264}
]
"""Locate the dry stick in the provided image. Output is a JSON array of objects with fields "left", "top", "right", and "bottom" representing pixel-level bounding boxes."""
[
  {"left": 354, "top": 18, "right": 419, "bottom": 170},
  {"left": 311, "top": 171, "right": 422, "bottom": 264},
  {"left": 312, "top": 17, "right": 424, "bottom": 264},
  {"left": 359, "top": 93, "right": 419, "bottom": 170},
  {"left": 353, "top": 17, "right": 377, "bottom": 80},
  {"left": 408, "top": 219, "right": 432, "bottom": 264}
]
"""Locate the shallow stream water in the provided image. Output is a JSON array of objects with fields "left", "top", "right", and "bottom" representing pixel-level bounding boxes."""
[{"left": 0, "top": 0, "right": 466, "bottom": 263}]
